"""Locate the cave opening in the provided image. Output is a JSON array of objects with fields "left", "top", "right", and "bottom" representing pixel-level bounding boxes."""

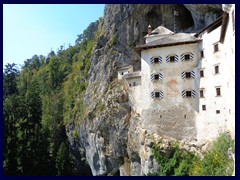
[{"left": 175, "top": 5, "right": 195, "bottom": 31}]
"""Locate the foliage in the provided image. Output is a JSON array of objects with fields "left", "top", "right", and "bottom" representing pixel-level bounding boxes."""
[
  {"left": 3, "top": 18, "right": 101, "bottom": 175},
  {"left": 150, "top": 143, "right": 196, "bottom": 176},
  {"left": 148, "top": 133, "right": 234, "bottom": 176},
  {"left": 190, "top": 133, "right": 234, "bottom": 176}
]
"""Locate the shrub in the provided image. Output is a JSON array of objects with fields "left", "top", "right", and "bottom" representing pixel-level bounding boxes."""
[{"left": 190, "top": 133, "right": 234, "bottom": 176}]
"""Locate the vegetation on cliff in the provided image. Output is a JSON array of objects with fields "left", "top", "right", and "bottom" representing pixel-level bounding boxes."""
[
  {"left": 3, "top": 19, "right": 100, "bottom": 176},
  {"left": 148, "top": 133, "right": 234, "bottom": 176}
]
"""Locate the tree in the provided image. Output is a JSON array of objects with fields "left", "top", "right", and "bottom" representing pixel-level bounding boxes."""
[{"left": 3, "top": 63, "right": 19, "bottom": 96}]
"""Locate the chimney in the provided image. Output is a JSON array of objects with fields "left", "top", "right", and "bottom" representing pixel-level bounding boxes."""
[{"left": 148, "top": 25, "right": 152, "bottom": 35}]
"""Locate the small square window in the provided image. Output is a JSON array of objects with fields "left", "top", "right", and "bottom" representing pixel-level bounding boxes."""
[
  {"left": 215, "top": 65, "right": 219, "bottom": 74},
  {"left": 216, "top": 87, "right": 221, "bottom": 96},
  {"left": 121, "top": 72, "right": 124, "bottom": 75},
  {"left": 200, "top": 70, "right": 204, "bottom": 77},
  {"left": 202, "top": 105, "right": 206, "bottom": 111},
  {"left": 186, "top": 91, "right": 192, "bottom": 97},
  {"left": 200, "top": 90, "right": 204, "bottom": 98},
  {"left": 154, "top": 58, "right": 159, "bottom": 63},
  {"left": 201, "top": 50, "right": 204, "bottom": 58},
  {"left": 170, "top": 56, "right": 175, "bottom": 62},
  {"left": 155, "top": 92, "right": 160, "bottom": 98},
  {"left": 154, "top": 74, "right": 159, "bottom": 80},
  {"left": 184, "top": 54, "right": 190, "bottom": 60},
  {"left": 216, "top": 110, "right": 220, "bottom": 114},
  {"left": 214, "top": 44, "right": 219, "bottom": 52},
  {"left": 185, "top": 72, "right": 191, "bottom": 78}
]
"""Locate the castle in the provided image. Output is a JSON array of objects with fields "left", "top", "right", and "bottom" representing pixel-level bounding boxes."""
[{"left": 118, "top": 5, "right": 235, "bottom": 143}]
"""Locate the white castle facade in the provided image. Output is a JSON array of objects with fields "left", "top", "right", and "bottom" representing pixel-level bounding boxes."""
[{"left": 118, "top": 5, "right": 235, "bottom": 143}]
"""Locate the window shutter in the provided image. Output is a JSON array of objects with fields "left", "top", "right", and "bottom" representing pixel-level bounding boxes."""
[
  {"left": 182, "top": 90, "right": 186, "bottom": 98},
  {"left": 174, "top": 55, "right": 179, "bottom": 62},
  {"left": 191, "top": 90, "right": 196, "bottom": 98},
  {"left": 166, "top": 55, "right": 170, "bottom": 63},
  {"left": 150, "top": 74, "right": 154, "bottom": 81},
  {"left": 181, "top": 71, "right": 186, "bottom": 79},
  {"left": 159, "top": 73, "right": 163, "bottom": 80},
  {"left": 151, "top": 92, "right": 155, "bottom": 99},
  {"left": 191, "top": 71, "right": 195, "bottom": 79},
  {"left": 158, "top": 56, "right": 162, "bottom": 63},
  {"left": 181, "top": 54, "right": 185, "bottom": 61},
  {"left": 159, "top": 91, "right": 164, "bottom": 98},
  {"left": 150, "top": 57, "right": 154, "bottom": 64},
  {"left": 190, "top": 53, "right": 194, "bottom": 61}
]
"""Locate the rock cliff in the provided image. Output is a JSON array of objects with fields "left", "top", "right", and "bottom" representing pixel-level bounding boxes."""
[{"left": 68, "top": 4, "right": 223, "bottom": 175}]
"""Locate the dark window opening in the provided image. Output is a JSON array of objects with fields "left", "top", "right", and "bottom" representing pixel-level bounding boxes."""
[
  {"left": 215, "top": 65, "right": 219, "bottom": 74},
  {"left": 200, "top": 90, "right": 204, "bottom": 98},
  {"left": 216, "top": 110, "right": 220, "bottom": 114},
  {"left": 160, "top": 115, "right": 162, "bottom": 118},
  {"left": 121, "top": 72, "right": 124, "bottom": 75},
  {"left": 133, "top": 82, "right": 136, "bottom": 86},
  {"left": 155, "top": 92, "right": 160, "bottom": 98},
  {"left": 185, "top": 72, "right": 191, "bottom": 78},
  {"left": 185, "top": 54, "right": 190, "bottom": 60},
  {"left": 201, "top": 50, "right": 204, "bottom": 58},
  {"left": 154, "top": 74, "right": 159, "bottom": 80},
  {"left": 184, "top": 115, "right": 187, "bottom": 119},
  {"left": 202, "top": 105, "right": 206, "bottom": 111},
  {"left": 170, "top": 56, "right": 175, "bottom": 62},
  {"left": 129, "top": 83, "right": 131, "bottom": 87},
  {"left": 186, "top": 91, "right": 192, "bottom": 97},
  {"left": 214, "top": 44, "right": 219, "bottom": 52},
  {"left": 216, "top": 87, "right": 221, "bottom": 96},
  {"left": 200, "top": 70, "right": 204, "bottom": 77},
  {"left": 154, "top": 58, "right": 159, "bottom": 63}
]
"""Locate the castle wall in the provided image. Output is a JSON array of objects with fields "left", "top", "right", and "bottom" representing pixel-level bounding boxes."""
[{"left": 139, "top": 43, "right": 199, "bottom": 140}]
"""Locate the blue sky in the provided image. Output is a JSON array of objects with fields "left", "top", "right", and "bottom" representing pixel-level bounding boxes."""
[{"left": 3, "top": 4, "right": 105, "bottom": 69}]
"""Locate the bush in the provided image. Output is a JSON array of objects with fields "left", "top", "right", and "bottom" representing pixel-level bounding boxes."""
[
  {"left": 150, "top": 144, "right": 196, "bottom": 176},
  {"left": 190, "top": 133, "right": 234, "bottom": 176}
]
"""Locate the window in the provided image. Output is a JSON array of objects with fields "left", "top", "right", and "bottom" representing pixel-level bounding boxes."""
[
  {"left": 121, "top": 72, "right": 124, "bottom": 75},
  {"left": 200, "top": 70, "right": 204, "bottom": 77},
  {"left": 154, "top": 74, "right": 159, "bottom": 80},
  {"left": 200, "top": 89, "right": 204, "bottom": 98},
  {"left": 186, "top": 91, "right": 192, "bottom": 97},
  {"left": 184, "top": 54, "right": 190, "bottom": 61},
  {"left": 216, "top": 110, "right": 220, "bottom": 114},
  {"left": 214, "top": 43, "right": 219, "bottom": 52},
  {"left": 215, "top": 65, "right": 219, "bottom": 74},
  {"left": 170, "top": 56, "right": 175, "bottom": 62},
  {"left": 184, "top": 115, "right": 187, "bottom": 119},
  {"left": 202, "top": 105, "right": 206, "bottom": 111},
  {"left": 133, "top": 82, "right": 137, "bottom": 86},
  {"left": 216, "top": 87, "right": 221, "bottom": 96},
  {"left": 201, "top": 50, "right": 204, "bottom": 58},
  {"left": 185, "top": 72, "right": 191, "bottom": 78},
  {"left": 129, "top": 83, "right": 131, "bottom": 87},
  {"left": 154, "top": 58, "right": 159, "bottom": 63},
  {"left": 155, "top": 92, "right": 160, "bottom": 98}
]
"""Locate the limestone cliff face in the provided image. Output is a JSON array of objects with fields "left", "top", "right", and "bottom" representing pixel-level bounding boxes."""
[{"left": 69, "top": 4, "right": 223, "bottom": 176}]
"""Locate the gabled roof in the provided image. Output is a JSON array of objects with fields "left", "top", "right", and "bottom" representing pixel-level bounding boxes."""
[
  {"left": 118, "top": 65, "right": 133, "bottom": 71},
  {"left": 146, "top": 26, "right": 173, "bottom": 37},
  {"left": 136, "top": 33, "right": 200, "bottom": 52}
]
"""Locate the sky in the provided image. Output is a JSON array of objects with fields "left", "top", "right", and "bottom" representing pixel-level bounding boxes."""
[{"left": 3, "top": 4, "right": 105, "bottom": 69}]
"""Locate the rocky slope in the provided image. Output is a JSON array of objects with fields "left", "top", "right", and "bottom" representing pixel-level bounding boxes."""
[{"left": 68, "top": 4, "right": 223, "bottom": 175}]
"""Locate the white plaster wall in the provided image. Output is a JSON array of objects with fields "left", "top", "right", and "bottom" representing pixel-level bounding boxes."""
[
  {"left": 140, "top": 43, "right": 199, "bottom": 112},
  {"left": 196, "top": 17, "right": 235, "bottom": 142},
  {"left": 118, "top": 67, "right": 133, "bottom": 79}
]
